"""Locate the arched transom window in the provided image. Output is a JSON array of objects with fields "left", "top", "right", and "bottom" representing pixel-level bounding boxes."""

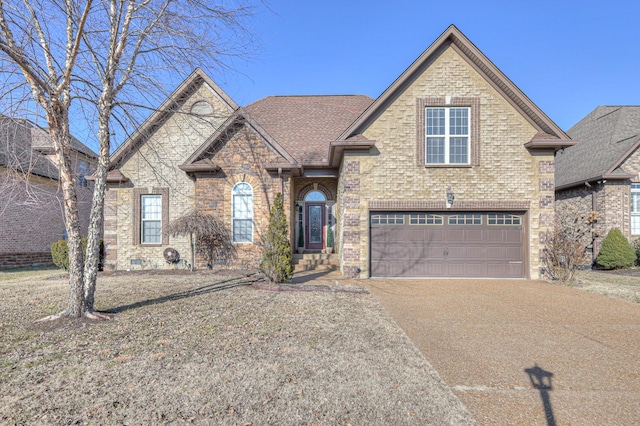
[
  {"left": 304, "top": 190, "right": 326, "bottom": 202},
  {"left": 232, "top": 182, "right": 253, "bottom": 243}
]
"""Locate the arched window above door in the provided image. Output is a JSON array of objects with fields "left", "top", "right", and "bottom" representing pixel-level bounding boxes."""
[{"left": 305, "top": 190, "right": 326, "bottom": 202}]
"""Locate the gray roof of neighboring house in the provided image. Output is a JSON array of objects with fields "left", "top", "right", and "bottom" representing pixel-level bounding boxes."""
[
  {"left": 0, "top": 116, "right": 96, "bottom": 180},
  {"left": 556, "top": 106, "right": 640, "bottom": 189},
  {"left": 244, "top": 95, "right": 374, "bottom": 164}
]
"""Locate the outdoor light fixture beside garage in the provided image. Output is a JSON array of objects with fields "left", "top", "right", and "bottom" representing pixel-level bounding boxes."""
[{"left": 446, "top": 187, "right": 455, "bottom": 208}]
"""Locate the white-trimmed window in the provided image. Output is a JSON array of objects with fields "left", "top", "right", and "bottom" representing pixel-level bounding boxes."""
[
  {"left": 426, "top": 107, "right": 470, "bottom": 164},
  {"left": 141, "top": 195, "right": 162, "bottom": 244},
  {"left": 232, "top": 182, "right": 253, "bottom": 243},
  {"left": 632, "top": 184, "right": 640, "bottom": 234}
]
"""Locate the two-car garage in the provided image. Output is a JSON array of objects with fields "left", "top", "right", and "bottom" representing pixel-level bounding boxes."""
[{"left": 370, "top": 212, "right": 526, "bottom": 278}]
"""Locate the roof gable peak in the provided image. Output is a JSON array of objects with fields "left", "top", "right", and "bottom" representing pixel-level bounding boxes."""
[
  {"left": 339, "top": 24, "right": 569, "bottom": 142},
  {"left": 109, "top": 68, "right": 238, "bottom": 170}
]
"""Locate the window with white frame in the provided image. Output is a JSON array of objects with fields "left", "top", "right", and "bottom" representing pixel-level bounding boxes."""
[
  {"left": 141, "top": 195, "right": 162, "bottom": 244},
  {"left": 632, "top": 184, "right": 640, "bottom": 234},
  {"left": 425, "top": 107, "right": 470, "bottom": 164},
  {"left": 232, "top": 182, "right": 253, "bottom": 243}
]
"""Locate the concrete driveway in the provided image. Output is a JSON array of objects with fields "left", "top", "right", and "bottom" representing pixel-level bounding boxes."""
[{"left": 364, "top": 279, "right": 640, "bottom": 425}]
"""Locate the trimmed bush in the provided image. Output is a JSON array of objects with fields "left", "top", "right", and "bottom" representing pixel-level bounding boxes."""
[
  {"left": 260, "top": 193, "right": 294, "bottom": 283},
  {"left": 51, "top": 240, "right": 70, "bottom": 270},
  {"left": 633, "top": 238, "right": 640, "bottom": 266},
  {"left": 596, "top": 228, "right": 635, "bottom": 270},
  {"left": 50, "top": 237, "right": 105, "bottom": 271}
]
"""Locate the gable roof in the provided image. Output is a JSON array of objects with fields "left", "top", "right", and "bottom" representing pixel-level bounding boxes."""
[
  {"left": 338, "top": 24, "right": 572, "bottom": 148},
  {"left": 109, "top": 68, "right": 239, "bottom": 170},
  {"left": 181, "top": 108, "right": 298, "bottom": 172},
  {"left": 0, "top": 116, "right": 96, "bottom": 180},
  {"left": 244, "top": 95, "right": 374, "bottom": 164},
  {"left": 556, "top": 106, "right": 640, "bottom": 189},
  {"left": 182, "top": 94, "right": 374, "bottom": 171}
]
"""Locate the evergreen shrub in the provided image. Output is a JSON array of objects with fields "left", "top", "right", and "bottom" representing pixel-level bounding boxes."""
[
  {"left": 260, "top": 193, "right": 293, "bottom": 283},
  {"left": 596, "top": 228, "right": 635, "bottom": 269},
  {"left": 50, "top": 237, "right": 104, "bottom": 271}
]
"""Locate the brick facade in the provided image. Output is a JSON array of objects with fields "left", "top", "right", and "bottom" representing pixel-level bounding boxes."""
[
  {"left": 193, "top": 126, "right": 291, "bottom": 269},
  {"left": 339, "top": 46, "right": 555, "bottom": 279},
  {"left": 556, "top": 146, "right": 640, "bottom": 260},
  {"left": 0, "top": 155, "right": 94, "bottom": 269}
]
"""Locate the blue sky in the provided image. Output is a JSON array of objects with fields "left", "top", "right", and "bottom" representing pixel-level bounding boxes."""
[{"left": 213, "top": 0, "right": 640, "bottom": 132}]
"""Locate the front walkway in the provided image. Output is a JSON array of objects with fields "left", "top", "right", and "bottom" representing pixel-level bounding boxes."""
[{"left": 364, "top": 279, "right": 640, "bottom": 425}]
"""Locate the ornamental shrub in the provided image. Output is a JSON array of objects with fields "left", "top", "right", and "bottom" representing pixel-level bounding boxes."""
[
  {"left": 596, "top": 228, "right": 635, "bottom": 270},
  {"left": 633, "top": 238, "right": 640, "bottom": 266},
  {"left": 50, "top": 237, "right": 105, "bottom": 271},
  {"left": 51, "top": 239, "right": 70, "bottom": 270},
  {"left": 260, "top": 193, "right": 293, "bottom": 283}
]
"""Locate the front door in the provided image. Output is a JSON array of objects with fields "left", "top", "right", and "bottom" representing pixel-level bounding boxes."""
[{"left": 305, "top": 203, "right": 325, "bottom": 249}]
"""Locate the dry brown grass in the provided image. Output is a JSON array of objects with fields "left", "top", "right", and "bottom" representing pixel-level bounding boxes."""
[
  {"left": 573, "top": 269, "right": 640, "bottom": 303},
  {"left": 0, "top": 269, "right": 474, "bottom": 425}
]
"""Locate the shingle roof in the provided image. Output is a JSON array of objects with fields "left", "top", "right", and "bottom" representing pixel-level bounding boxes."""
[
  {"left": 556, "top": 106, "right": 640, "bottom": 189},
  {"left": 244, "top": 95, "right": 374, "bottom": 164},
  {"left": 30, "top": 126, "right": 97, "bottom": 160},
  {"left": 0, "top": 116, "right": 96, "bottom": 180}
]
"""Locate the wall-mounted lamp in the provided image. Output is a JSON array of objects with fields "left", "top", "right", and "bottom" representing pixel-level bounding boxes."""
[{"left": 446, "top": 187, "right": 455, "bottom": 208}]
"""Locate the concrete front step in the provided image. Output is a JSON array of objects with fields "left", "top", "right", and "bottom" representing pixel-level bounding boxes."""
[
  {"left": 293, "top": 253, "right": 337, "bottom": 261},
  {"left": 293, "top": 253, "right": 339, "bottom": 271},
  {"left": 294, "top": 263, "right": 339, "bottom": 272}
]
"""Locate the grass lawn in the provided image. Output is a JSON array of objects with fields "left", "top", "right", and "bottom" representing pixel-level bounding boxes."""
[
  {"left": 574, "top": 269, "right": 640, "bottom": 303},
  {"left": 0, "top": 269, "right": 473, "bottom": 425}
]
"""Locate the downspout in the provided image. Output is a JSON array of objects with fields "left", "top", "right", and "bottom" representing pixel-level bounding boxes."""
[
  {"left": 278, "top": 167, "right": 283, "bottom": 194},
  {"left": 585, "top": 181, "right": 597, "bottom": 264}
]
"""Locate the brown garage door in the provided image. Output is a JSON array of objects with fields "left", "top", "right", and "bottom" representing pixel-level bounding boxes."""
[{"left": 370, "top": 212, "right": 525, "bottom": 278}]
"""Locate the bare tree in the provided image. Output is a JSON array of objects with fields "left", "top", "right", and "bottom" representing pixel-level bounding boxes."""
[
  {"left": 543, "top": 205, "right": 593, "bottom": 283},
  {"left": 0, "top": 0, "right": 254, "bottom": 319}
]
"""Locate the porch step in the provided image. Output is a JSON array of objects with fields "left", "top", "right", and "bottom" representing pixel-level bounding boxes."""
[
  {"left": 293, "top": 253, "right": 338, "bottom": 262},
  {"left": 294, "top": 263, "right": 339, "bottom": 272},
  {"left": 293, "top": 253, "right": 339, "bottom": 270}
]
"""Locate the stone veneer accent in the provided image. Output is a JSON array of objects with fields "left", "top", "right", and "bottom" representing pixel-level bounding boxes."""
[
  {"left": 105, "top": 80, "right": 232, "bottom": 271},
  {"left": 0, "top": 252, "right": 53, "bottom": 269},
  {"left": 339, "top": 45, "right": 555, "bottom": 279}
]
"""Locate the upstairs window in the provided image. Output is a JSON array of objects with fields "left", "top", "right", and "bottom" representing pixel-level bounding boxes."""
[
  {"left": 232, "top": 182, "right": 253, "bottom": 243},
  {"left": 77, "top": 160, "right": 89, "bottom": 187},
  {"left": 426, "top": 107, "right": 470, "bottom": 165}
]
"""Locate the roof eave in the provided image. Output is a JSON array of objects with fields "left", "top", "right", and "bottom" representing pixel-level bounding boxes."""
[
  {"left": 178, "top": 164, "right": 221, "bottom": 174},
  {"left": 555, "top": 174, "right": 634, "bottom": 191},
  {"left": 329, "top": 140, "right": 376, "bottom": 167},
  {"left": 524, "top": 140, "right": 576, "bottom": 150}
]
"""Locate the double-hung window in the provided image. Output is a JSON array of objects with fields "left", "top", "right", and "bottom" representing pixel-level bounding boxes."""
[
  {"left": 632, "top": 184, "right": 640, "bottom": 234},
  {"left": 425, "top": 107, "right": 470, "bottom": 165},
  {"left": 141, "top": 195, "right": 162, "bottom": 244},
  {"left": 232, "top": 182, "right": 253, "bottom": 243}
]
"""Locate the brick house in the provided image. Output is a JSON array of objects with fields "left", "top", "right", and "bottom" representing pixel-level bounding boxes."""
[
  {"left": 556, "top": 106, "right": 640, "bottom": 261},
  {"left": 0, "top": 116, "right": 97, "bottom": 268},
  {"left": 104, "top": 25, "right": 573, "bottom": 279}
]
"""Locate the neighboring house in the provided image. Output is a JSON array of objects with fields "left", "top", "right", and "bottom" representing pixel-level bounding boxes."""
[
  {"left": 556, "top": 106, "right": 640, "bottom": 261},
  {"left": 0, "top": 116, "right": 97, "bottom": 268},
  {"left": 104, "top": 25, "right": 573, "bottom": 279}
]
